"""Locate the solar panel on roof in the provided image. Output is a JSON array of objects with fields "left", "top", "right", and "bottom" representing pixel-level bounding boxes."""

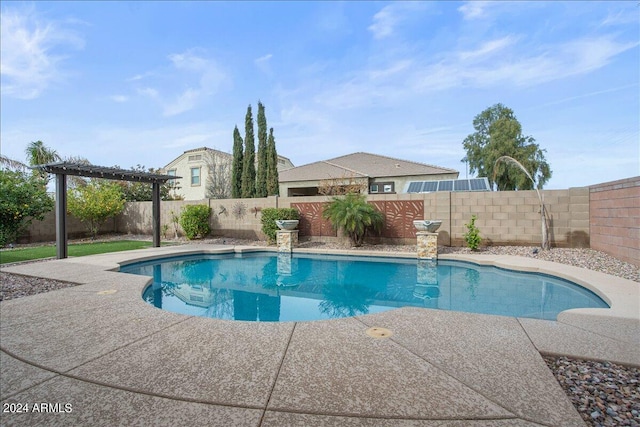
[
  {"left": 438, "top": 180, "right": 453, "bottom": 191},
  {"left": 405, "top": 178, "right": 490, "bottom": 193},
  {"left": 454, "top": 180, "right": 470, "bottom": 191},
  {"left": 422, "top": 181, "right": 438, "bottom": 192},
  {"left": 407, "top": 182, "right": 423, "bottom": 193},
  {"left": 470, "top": 178, "right": 489, "bottom": 191}
]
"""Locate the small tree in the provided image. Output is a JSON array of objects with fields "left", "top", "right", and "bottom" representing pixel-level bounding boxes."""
[
  {"left": 318, "top": 173, "right": 368, "bottom": 196},
  {"left": 0, "top": 169, "right": 54, "bottom": 246},
  {"left": 116, "top": 165, "right": 176, "bottom": 201},
  {"left": 322, "top": 193, "right": 384, "bottom": 247},
  {"left": 463, "top": 215, "right": 482, "bottom": 251},
  {"left": 231, "top": 126, "right": 244, "bottom": 199},
  {"left": 205, "top": 151, "right": 232, "bottom": 199},
  {"left": 179, "top": 204, "right": 211, "bottom": 240},
  {"left": 67, "top": 180, "right": 125, "bottom": 239}
]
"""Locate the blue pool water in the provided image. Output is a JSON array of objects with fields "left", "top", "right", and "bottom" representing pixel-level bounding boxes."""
[{"left": 120, "top": 252, "right": 608, "bottom": 322}]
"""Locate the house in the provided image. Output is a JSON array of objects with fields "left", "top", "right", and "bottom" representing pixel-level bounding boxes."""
[
  {"left": 162, "top": 147, "right": 294, "bottom": 200},
  {"left": 278, "top": 152, "right": 460, "bottom": 197}
]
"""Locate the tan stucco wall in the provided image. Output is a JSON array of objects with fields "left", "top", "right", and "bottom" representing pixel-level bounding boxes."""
[
  {"left": 112, "top": 189, "right": 591, "bottom": 248},
  {"left": 17, "top": 210, "right": 116, "bottom": 243},
  {"left": 589, "top": 177, "right": 639, "bottom": 266},
  {"left": 114, "top": 197, "right": 279, "bottom": 241}
]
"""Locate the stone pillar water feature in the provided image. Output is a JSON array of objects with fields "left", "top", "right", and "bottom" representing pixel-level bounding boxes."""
[
  {"left": 277, "top": 230, "right": 298, "bottom": 253},
  {"left": 417, "top": 232, "right": 438, "bottom": 260},
  {"left": 414, "top": 259, "right": 440, "bottom": 308}
]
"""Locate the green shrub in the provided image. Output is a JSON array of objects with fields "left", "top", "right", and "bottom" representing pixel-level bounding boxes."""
[
  {"left": 261, "top": 208, "right": 299, "bottom": 243},
  {"left": 464, "top": 214, "right": 482, "bottom": 251},
  {"left": 0, "top": 169, "right": 54, "bottom": 246},
  {"left": 180, "top": 204, "right": 211, "bottom": 240}
]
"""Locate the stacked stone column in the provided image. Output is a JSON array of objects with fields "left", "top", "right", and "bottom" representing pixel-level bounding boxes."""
[
  {"left": 417, "top": 232, "right": 438, "bottom": 260},
  {"left": 277, "top": 230, "right": 298, "bottom": 253}
]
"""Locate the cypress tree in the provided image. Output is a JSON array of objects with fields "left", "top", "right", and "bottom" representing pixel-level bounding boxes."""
[
  {"left": 241, "top": 105, "right": 256, "bottom": 198},
  {"left": 231, "top": 126, "right": 243, "bottom": 198},
  {"left": 256, "top": 101, "right": 268, "bottom": 197},
  {"left": 266, "top": 127, "right": 280, "bottom": 196}
]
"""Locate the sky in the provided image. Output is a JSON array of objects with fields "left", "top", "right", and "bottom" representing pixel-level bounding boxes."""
[{"left": 1, "top": 1, "right": 638, "bottom": 190}]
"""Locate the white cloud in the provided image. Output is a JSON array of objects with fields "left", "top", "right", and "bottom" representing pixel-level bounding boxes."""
[
  {"left": 368, "top": 5, "right": 398, "bottom": 39},
  {"left": 368, "top": 3, "right": 427, "bottom": 40},
  {"left": 254, "top": 53, "right": 273, "bottom": 74},
  {"left": 279, "top": 104, "right": 332, "bottom": 133},
  {"left": 531, "top": 83, "right": 640, "bottom": 110},
  {"left": 109, "top": 95, "right": 128, "bottom": 103},
  {"left": 312, "top": 33, "right": 638, "bottom": 110},
  {"left": 458, "top": 36, "right": 517, "bottom": 61},
  {"left": 466, "top": 37, "right": 638, "bottom": 87},
  {"left": 457, "top": 1, "right": 493, "bottom": 20},
  {"left": 0, "top": 6, "right": 84, "bottom": 99},
  {"left": 457, "top": 1, "right": 540, "bottom": 22},
  {"left": 137, "top": 87, "right": 159, "bottom": 99},
  {"left": 369, "top": 60, "right": 412, "bottom": 80},
  {"left": 600, "top": 7, "right": 640, "bottom": 27},
  {"left": 133, "top": 49, "right": 228, "bottom": 116}
]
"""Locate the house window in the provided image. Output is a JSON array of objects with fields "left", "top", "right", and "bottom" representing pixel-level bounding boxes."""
[
  {"left": 370, "top": 182, "right": 394, "bottom": 194},
  {"left": 167, "top": 169, "right": 176, "bottom": 186},
  {"left": 188, "top": 155, "right": 202, "bottom": 162},
  {"left": 190, "top": 167, "right": 201, "bottom": 186}
]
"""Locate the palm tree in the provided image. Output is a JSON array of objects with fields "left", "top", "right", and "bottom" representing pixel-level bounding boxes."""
[
  {"left": 25, "top": 141, "right": 61, "bottom": 183},
  {"left": 322, "top": 193, "right": 384, "bottom": 247},
  {"left": 0, "top": 155, "right": 27, "bottom": 171},
  {"left": 25, "top": 140, "right": 61, "bottom": 166}
]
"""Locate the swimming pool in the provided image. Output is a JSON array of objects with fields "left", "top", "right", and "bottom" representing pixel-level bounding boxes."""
[{"left": 120, "top": 252, "right": 608, "bottom": 322}]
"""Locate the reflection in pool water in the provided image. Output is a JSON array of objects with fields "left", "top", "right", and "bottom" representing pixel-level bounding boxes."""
[{"left": 121, "top": 252, "right": 608, "bottom": 322}]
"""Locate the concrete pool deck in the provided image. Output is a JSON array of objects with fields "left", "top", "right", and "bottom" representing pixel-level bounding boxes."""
[{"left": 1, "top": 244, "right": 638, "bottom": 426}]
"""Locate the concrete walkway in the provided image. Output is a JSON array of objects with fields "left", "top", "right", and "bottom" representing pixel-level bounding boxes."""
[{"left": 1, "top": 245, "right": 638, "bottom": 426}]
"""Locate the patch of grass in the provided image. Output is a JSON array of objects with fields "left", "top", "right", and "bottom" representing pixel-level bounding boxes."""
[{"left": 0, "top": 240, "right": 154, "bottom": 264}]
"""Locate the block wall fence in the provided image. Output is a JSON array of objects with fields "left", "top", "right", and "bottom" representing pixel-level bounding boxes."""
[
  {"left": 20, "top": 178, "right": 639, "bottom": 266},
  {"left": 589, "top": 177, "right": 639, "bottom": 266}
]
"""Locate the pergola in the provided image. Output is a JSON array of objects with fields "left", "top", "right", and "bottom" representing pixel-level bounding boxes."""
[{"left": 34, "top": 162, "right": 180, "bottom": 259}]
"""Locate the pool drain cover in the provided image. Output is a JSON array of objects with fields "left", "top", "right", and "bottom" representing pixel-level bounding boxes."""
[
  {"left": 97, "top": 289, "right": 118, "bottom": 295},
  {"left": 366, "top": 327, "right": 392, "bottom": 338}
]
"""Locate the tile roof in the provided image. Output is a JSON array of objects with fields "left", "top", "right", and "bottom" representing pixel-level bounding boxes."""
[{"left": 279, "top": 152, "right": 458, "bottom": 182}]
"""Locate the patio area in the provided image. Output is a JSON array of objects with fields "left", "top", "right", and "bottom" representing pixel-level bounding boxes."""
[{"left": 1, "top": 244, "right": 638, "bottom": 426}]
